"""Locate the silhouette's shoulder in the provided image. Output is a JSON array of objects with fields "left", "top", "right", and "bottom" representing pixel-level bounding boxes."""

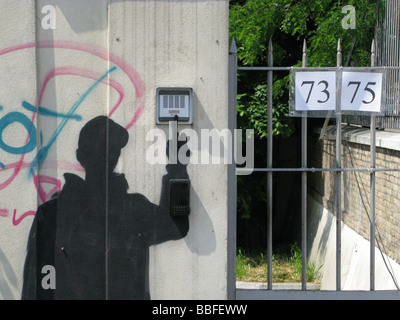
[
  {"left": 63, "top": 173, "right": 85, "bottom": 187},
  {"left": 36, "top": 197, "right": 58, "bottom": 223},
  {"left": 36, "top": 173, "right": 84, "bottom": 222}
]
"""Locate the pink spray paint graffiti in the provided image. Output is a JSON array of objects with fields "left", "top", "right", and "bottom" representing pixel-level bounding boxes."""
[{"left": 0, "top": 40, "right": 146, "bottom": 225}]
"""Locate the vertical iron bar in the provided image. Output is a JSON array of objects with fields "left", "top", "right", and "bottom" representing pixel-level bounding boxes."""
[
  {"left": 228, "top": 38, "right": 238, "bottom": 300},
  {"left": 336, "top": 39, "right": 342, "bottom": 292},
  {"left": 301, "top": 39, "right": 308, "bottom": 290},
  {"left": 370, "top": 119, "right": 376, "bottom": 291},
  {"left": 396, "top": 2, "right": 399, "bottom": 119},
  {"left": 267, "top": 38, "right": 273, "bottom": 290},
  {"left": 370, "top": 39, "right": 376, "bottom": 291},
  {"left": 394, "top": 1, "right": 399, "bottom": 115}
]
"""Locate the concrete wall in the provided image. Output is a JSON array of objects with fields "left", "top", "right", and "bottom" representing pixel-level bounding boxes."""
[
  {"left": 308, "top": 192, "right": 400, "bottom": 290},
  {"left": 0, "top": 0, "right": 229, "bottom": 300}
]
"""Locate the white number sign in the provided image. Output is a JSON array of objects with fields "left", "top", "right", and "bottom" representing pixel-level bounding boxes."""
[
  {"left": 295, "top": 72, "right": 336, "bottom": 111},
  {"left": 341, "top": 72, "right": 383, "bottom": 112}
]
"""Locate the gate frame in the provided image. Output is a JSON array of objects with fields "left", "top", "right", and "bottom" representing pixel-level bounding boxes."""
[{"left": 228, "top": 38, "right": 400, "bottom": 300}]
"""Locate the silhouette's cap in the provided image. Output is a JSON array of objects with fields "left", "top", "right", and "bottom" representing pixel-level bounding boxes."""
[{"left": 77, "top": 116, "right": 129, "bottom": 158}]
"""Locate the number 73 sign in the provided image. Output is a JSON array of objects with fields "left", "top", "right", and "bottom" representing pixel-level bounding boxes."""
[{"left": 291, "top": 71, "right": 384, "bottom": 115}]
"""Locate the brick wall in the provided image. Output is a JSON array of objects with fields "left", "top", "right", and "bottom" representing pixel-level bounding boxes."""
[{"left": 308, "top": 126, "right": 400, "bottom": 265}]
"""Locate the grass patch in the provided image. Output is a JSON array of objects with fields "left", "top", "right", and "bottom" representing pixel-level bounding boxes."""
[{"left": 236, "top": 243, "right": 322, "bottom": 283}]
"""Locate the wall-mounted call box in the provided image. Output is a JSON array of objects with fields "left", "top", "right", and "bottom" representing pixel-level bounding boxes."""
[{"left": 156, "top": 87, "right": 193, "bottom": 124}]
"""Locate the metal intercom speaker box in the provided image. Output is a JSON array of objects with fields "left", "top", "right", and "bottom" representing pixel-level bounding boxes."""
[
  {"left": 169, "top": 179, "right": 190, "bottom": 216},
  {"left": 156, "top": 87, "right": 193, "bottom": 124}
]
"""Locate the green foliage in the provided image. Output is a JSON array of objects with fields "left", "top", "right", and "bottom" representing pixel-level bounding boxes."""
[
  {"left": 236, "top": 244, "right": 322, "bottom": 283},
  {"left": 230, "top": 0, "right": 285, "bottom": 66},
  {"left": 287, "top": 243, "right": 322, "bottom": 283},
  {"left": 236, "top": 248, "right": 252, "bottom": 279},
  {"left": 237, "top": 83, "right": 294, "bottom": 139},
  {"left": 230, "top": 0, "right": 384, "bottom": 67}
]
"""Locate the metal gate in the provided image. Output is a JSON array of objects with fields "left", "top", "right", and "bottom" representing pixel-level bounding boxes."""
[{"left": 228, "top": 37, "right": 400, "bottom": 300}]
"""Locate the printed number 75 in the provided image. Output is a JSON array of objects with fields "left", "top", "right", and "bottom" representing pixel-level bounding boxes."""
[
  {"left": 347, "top": 81, "right": 376, "bottom": 104},
  {"left": 301, "top": 80, "right": 330, "bottom": 103}
]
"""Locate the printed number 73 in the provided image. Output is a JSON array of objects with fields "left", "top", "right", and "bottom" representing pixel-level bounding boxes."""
[
  {"left": 347, "top": 81, "right": 376, "bottom": 104},
  {"left": 301, "top": 80, "right": 330, "bottom": 104}
]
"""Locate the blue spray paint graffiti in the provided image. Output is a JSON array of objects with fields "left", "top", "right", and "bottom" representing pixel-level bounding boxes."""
[
  {"left": 0, "top": 66, "right": 117, "bottom": 178},
  {"left": 0, "top": 112, "right": 37, "bottom": 155},
  {"left": 21, "top": 101, "right": 83, "bottom": 121},
  {"left": 29, "top": 65, "right": 117, "bottom": 177}
]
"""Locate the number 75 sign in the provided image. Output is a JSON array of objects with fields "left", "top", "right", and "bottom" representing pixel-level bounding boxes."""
[{"left": 292, "top": 71, "right": 384, "bottom": 114}]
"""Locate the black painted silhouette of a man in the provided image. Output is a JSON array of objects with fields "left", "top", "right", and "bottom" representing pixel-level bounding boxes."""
[{"left": 22, "top": 116, "right": 189, "bottom": 300}]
